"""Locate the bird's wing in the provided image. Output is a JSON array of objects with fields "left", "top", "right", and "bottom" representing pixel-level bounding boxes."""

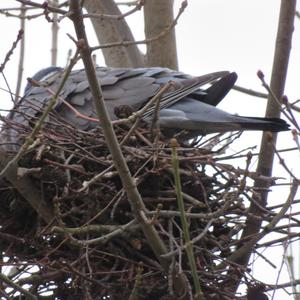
[
  {"left": 141, "top": 71, "right": 229, "bottom": 119},
  {"left": 14, "top": 67, "right": 229, "bottom": 131},
  {"left": 195, "top": 72, "right": 237, "bottom": 106}
]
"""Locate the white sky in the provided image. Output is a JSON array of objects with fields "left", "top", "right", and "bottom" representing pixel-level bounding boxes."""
[{"left": 0, "top": 1, "right": 300, "bottom": 299}]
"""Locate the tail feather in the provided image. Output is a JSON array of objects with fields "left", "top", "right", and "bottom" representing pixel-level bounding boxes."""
[{"left": 239, "top": 116, "right": 290, "bottom": 132}]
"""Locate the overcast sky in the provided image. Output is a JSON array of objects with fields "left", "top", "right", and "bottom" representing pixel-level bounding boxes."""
[{"left": 0, "top": 1, "right": 300, "bottom": 299}]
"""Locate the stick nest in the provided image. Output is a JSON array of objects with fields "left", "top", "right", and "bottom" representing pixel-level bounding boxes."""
[{"left": 0, "top": 117, "right": 266, "bottom": 299}]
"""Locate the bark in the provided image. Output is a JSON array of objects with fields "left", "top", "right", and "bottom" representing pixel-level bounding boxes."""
[
  {"left": 83, "top": 0, "right": 144, "bottom": 67},
  {"left": 144, "top": 0, "right": 178, "bottom": 69}
]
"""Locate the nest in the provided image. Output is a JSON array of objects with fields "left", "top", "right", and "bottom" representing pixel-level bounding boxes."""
[{"left": 0, "top": 114, "right": 266, "bottom": 299}]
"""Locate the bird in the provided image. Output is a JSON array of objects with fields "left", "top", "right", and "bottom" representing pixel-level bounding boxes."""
[{"left": 1, "top": 66, "right": 289, "bottom": 151}]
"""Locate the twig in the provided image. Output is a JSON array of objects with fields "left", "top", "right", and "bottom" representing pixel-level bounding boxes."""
[
  {"left": 218, "top": 179, "right": 298, "bottom": 269},
  {"left": 0, "top": 271, "right": 38, "bottom": 299},
  {"left": 232, "top": 84, "right": 268, "bottom": 98},
  {"left": 0, "top": 29, "right": 24, "bottom": 73},
  {"left": 162, "top": 219, "right": 214, "bottom": 259},
  {"left": 270, "top": 137, "right": 299, "bottom": 183},
  {"left": 62, "top": 220, "right": 138, "bottom": 246},
  {"left": 82, "top": 0, "right": 145, "bottom": 20},
  {"left": 15, "top": 4, "right": 26, "bottom": 102},
  {"left": 15, "top": 0, "right": 67, "bottom": 15},
  {"left": 257, "top": 71, "right": 294, "bottom": 125}
]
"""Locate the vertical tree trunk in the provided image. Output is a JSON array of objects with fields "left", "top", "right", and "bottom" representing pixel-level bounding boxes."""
[
  {"left": 232, "top": 0, "right": 296, "bottom": 292},
  {"left": 144, "top": 0, "right": 178, "bottom": 69},
  {"left": 84, "top": 0, "right": 144, "bottom": 67}
]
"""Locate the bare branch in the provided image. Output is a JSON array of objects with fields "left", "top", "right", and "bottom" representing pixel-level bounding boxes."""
[
  {"left": 232, "top": 84, "right": 268, "bottom": 98},
  {"left": 0, "top": 29, "right": 24, "bottom": 73},
  {"left": 82, "top": 0, "right": 144, "bottom": 20},
  {"left": 0, "top": 271, "right": 37, "bottom": 300},
  {"left": 15, "top": 0, "right": 67, "bottom": 14},
  {"left": 15, "top": 4, "right": 26, "bottom": 102}
]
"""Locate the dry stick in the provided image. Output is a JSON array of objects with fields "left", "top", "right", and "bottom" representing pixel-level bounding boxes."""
[
  {"left": 233, "top": 0, "right": 297, "bottom": 289},
  {"left": 59, "top": 220, "right": 138, "bottom": 246},
  {"left": 68, "top": 1, "right": 188, "bottom": 297},
  {"left": 0, "top": 272, "right": 37, "bottom": 300},
  {"left": 283, "top": 97, "right": 300, "bottom": 132},
  {"left": 0, "top": 10, "right": 44, "bottom": 20},
  {"left": 162, "top": 219, "right": 214, "bottom": 259},
  {"left": 217, "top": 179, "right": 298, "bottom": 270},
  {"left": 0, "top": 29, "right": 24, "bottom": 104},
  {"left": 270, "top": 139, "right": 299, "bottom": 183},
  {"left": 15, "top": 3, "right": 26, "bottom": 102},
  {"left": 0, "top": 29, "right": 23, "bottom": 73},
  {"left": 15, "top": 0, "right": 67, "bottom": 14},
  {"left": 232, "top": 84, "right": 268, "bottom": 99},
  {"left": 257, "top": 71, "right": 295, "bottom": 126},
  {"left": 0, "top": 5, "right": 37, "bottom": 11}
]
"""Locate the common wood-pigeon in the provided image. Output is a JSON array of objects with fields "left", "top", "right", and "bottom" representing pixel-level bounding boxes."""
[{"left": 1, "top": 66, "right": 289, "bottom": 151}]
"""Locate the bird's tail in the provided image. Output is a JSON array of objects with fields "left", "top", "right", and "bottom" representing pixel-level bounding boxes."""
[{"left": 238, "top": 116, "right": 290, "bottom": 132}]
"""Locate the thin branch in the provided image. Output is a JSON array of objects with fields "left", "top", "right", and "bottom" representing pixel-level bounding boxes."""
[
  {"left": 82, "top": 0, "right": 144, "bottom": 20},
  {"left": 15, "top": 4, "right": 26, "bottom": 102},
  {"left": 68, "top": 2, "right": 189, "bottom": 296},
  {"left": 232, "top": 84, "right": 268, "bottom": 98},
  {"left": 15, "top": 0, "right": 67, "bottom": 15},
  {"left": 218, "top": 179, "right": 298, "bottom": 269},
  {"left": 0, "top": 29, "right": 24, "bottom": 73},
  {"left": 0, "top": 272, "right": 37, "bottom": 300}
]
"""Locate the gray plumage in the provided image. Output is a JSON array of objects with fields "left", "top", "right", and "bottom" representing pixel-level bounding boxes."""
[{"left": 1, "top": 66, "right": 289, "bottom": 151}]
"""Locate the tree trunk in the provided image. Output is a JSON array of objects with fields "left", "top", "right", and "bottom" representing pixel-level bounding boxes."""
[
  {"left": 144, "top": 0, "right": 178, "bottom": 69},
  {"left": 84, "top": 0, "right": 145, "bottom": 67}
]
